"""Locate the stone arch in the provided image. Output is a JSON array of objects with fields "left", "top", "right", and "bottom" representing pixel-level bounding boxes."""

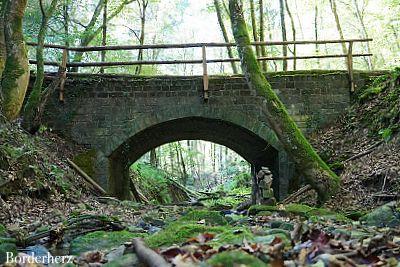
[{"left": 104, "top": 104, "right": 287, "bottom": 200}]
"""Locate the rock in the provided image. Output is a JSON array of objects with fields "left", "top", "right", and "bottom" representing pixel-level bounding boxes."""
[
  {"left": 103, "top": 253, "right": 139, "bottom": 267},
  {"left": 70, "top": 231, "right": 145, "bottom": 256},
  {"left": 105, "top": 245, "right": 126, "bottom": 262},
  {"left": 0, "top": 225, "right": 17, "bottom": 264},
  {"left": 360, "top": 202, "right": 400, "bottom": 227},
  {"left": 270, "top": 221, "right": 294, "bottom": 231},
  {"left": 206, "top": 250, "right": 269, "bottom": 267}
]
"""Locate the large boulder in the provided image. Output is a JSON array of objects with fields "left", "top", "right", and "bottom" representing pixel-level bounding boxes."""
[{"left": 360, "top": 202, "right": 400, "bottom": 227}]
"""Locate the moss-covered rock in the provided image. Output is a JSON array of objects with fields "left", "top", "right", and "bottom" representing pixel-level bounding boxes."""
[
  {"left": 70, "top": 231, "right": 145, "bottom": 255},
  {"left": 145, "top": 223, "right": 210, "bottom": 248},
  {"left": 0, "top": 228, "right": 17, "bottom": 264},
  {"left": 360, "top": 202, "right": 400, "bottom": 227},
  {"left": 103, "top": 254, "right": 139, "bottom": 267},
  {"left": 207, "top": 250, "right": 268, "bottom": 267},
  {"left": 179, "top": 210, "right": 228, "bottom": 226},
  {"left": 248, "top": 205, "right": 279, "bottom": 215}
]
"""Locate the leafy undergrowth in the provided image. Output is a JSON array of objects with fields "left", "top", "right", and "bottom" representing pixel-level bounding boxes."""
[{"left": 308, "top": 67, "right": 400, "bottom": 212}]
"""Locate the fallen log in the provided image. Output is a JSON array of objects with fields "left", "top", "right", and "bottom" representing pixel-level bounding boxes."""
[
  {"left": 132, "top": 238, "right": 171, "bottom": 267},
  {"left": 282, "top": 185, "right": 312, "bottom": 204},
  {"left": 67, "top": 158, "right": 107, "bottom": 195},
  {"left": 344, "top": 140, "right": 384, "bottom": 163}
]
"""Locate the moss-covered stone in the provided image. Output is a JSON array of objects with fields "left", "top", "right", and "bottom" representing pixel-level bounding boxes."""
[
  {"left": 248, "top": 205, "right": 279, "bottom": 215},
  {"left": 0, "top": 243, "right": 17, "bottom": 264},
  {"left": 73, "top": 149, "right": 97, "bottom": 178},
  {"left": 360, "top": 202, "right": 400, "bottom": 227},
  {"left": 103, "top": 254, "right": 139, "bottom": 267},
  {"left": 70, "top": 231, "right": 145, "bottom": 255},
  {"left": 179, "top": 210, "right": 228, "bottom": 226},
  {"left": 207, "top": 250, "right": 268, "bottom": 267},
  {"left": 0, "top": 233, "right": 17, "bottom": 264}
]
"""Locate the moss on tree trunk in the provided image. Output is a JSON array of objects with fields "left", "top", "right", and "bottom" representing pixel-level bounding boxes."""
[
  {"left": 228, "top": 0, "right": 339, "bottom": 202},
  {"left": 0, "top": 1, "right": 6, "bottom": 79},
  {"left": 23, "top": 0, "right": 58, "bottom": 133},
  {"left": 0, "top": 0, "right": 29, "bottom": 120}
]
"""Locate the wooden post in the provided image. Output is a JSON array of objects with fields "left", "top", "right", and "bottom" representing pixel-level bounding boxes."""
[
  {"left": 59, "top": 49, "right": 68, "bottom": 102},
  {"left": 202, "top": 45, "right": 209, "bottom": 101},
  {"left": 347, "top": 41, "right": 355, "bottom": 92}
]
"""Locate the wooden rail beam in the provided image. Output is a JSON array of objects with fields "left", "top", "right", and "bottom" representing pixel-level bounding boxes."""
[{"left": 26, "top": 38, "right": 373, "bottom": 52}]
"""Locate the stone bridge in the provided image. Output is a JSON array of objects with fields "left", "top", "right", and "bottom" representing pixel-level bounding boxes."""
[{"left": 39, "top": 70, "right": 377, "bottom": 200}]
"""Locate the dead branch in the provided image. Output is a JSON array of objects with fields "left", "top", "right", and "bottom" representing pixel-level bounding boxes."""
[
  {"left": 67, "top": 158, "right": 107, "bottom": 195},
  {"left": 282, "top": 185, "right": 312, "bottom": 204},
  {"left": 343, "top": 140, "right": 384, "bottom": 163},
  {"left": 132, "top": 238, "right": 171, "bottom": 267}
]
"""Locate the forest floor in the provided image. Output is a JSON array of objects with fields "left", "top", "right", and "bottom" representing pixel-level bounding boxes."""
[{"left": 0, "top": 69, "right": 399, "bottom": 266}]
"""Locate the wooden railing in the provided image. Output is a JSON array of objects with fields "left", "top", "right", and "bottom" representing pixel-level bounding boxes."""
[{"left": 27, "top": 38, "right": 373, "bottom": 99}]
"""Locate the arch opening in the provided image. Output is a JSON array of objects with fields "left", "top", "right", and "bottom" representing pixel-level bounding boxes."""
[{"left": 108, "top": 117, "right": 280, "bottom": 200}]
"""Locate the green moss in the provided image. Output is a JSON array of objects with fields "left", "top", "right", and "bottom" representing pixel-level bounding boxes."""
[
  {"left": 207, "top": 250, "right": 268, "bottom": 267},
  {"left": 285, "top": 204, "right": 314, "bottom": 215},
  {"left": 0, "top": 225, "right": 6, "bottom": 236},
  {"left": 73, "top": 149, "right": 97, "bottom": 178},
  {"left": 209, "top": 227, "right": 254, "bottom": 247},
  {"left": 144, "top": 223, "right": 211, "bottom": 248},
  {"left": 248, "top": 205, "right": 279, "bottom": 215},
  {"left": 144, "top": 220, "right": 252, "bottom": 249},
  {"left": 179, "top": 210, "right": 228, "bottom": 226},
  {"left": 0, "top": 242, "right": 17, "bottom": 263},
  {"left": 70, "top": 230, "right": 145, "bottom": 255}
]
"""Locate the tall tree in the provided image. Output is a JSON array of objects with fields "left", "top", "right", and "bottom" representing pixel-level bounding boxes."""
[
  {"left": 284, "top": 0, "right": 296, "bottom": 70},
  {"left": 229, "top": 0, "right": 339, "bottom": 202},
  {"left": 23, "top": 0, "right": 59, "bottom": 132},
  {"left": 0, "top": 1, "right": 5, "bottom": 80},
  {"left": 100, "top": 0, "right": 108, "bottom": 73},
  {"left": 351, "top": 0, "right": 373, "bottom": 69},
  {"left": 314, "top": 2, "right": 320, "bottom": 67},
  {"left": 249, "top": 0, "right": 261, "bottom": 57},
  {"left": 278, "top": 0, "right": 288, "bottom": 71},
  {"left": 329, "top": 0, "right": 347, "bottom": 55},
  {"left": 0, "top": 0, "right": 30, "bottom": 120},
  {"left": 258, "top": 0, "right": 267, "bottom": 71},
  {"left": 214, "top": 0, "right": 238, "bottom": 74},
  {"left": 135, "top": 0, "right": 149, "bottom": 75},
  {"left": 71, "top": 0, "right": 135, "bottom": 72}
]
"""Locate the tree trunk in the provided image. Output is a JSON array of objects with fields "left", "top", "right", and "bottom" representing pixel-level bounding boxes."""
[
  {"left": 100, "top": 0, "right": 107, "bottom": 73},
  {"left": 278, "top": 0, "right": 288, "bottom": 71},
  {"left": 0, "top": 1, "right": 6, "bottom": 79},
  {"left": 249, "top": 0, "right": 260, "bottom": 57},
  {"left": 135, "top": 0, "right": 148, "bottom": 75},
  {"left": 329, "top": 0, "right": 347, "bottom": 55},
  {"left": 71, "top": 0, "right": 134, "bottom": 72},
  {"left": 0, "top": 0, "right": 30, "bottom": 120},
  {"left": 150, "top": 148, "right": 158, "bottom": 167},
  {"left": 23, "top": 0, "right": 58, "bottom": 133},
  {"left": 314, "top": 3, "right": 320, "bottom": 68},
  {"left": 229, "top": 0, "right": 339, "bottom": 202},
  {"left": 284, "top": 0, "right": 296, "bottom": 70},
  {"left": 352, "top": 0, "right": 373, "bottom": 70},
  {"left": 214, "top": 0, "right": 238, "bottom": 74},
  {"left": 63, "top": 0, "right": 70, "bottom": 71},
  {"left": 258, "top": 0, "right": 267, "bottom": 71}
]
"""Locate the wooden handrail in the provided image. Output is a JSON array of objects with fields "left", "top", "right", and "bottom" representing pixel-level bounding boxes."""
[
  {"left": 29, "top": 53, "right": 372, "bottom": 67},
  {"left": 27, "top": 38, "right": 373, "bottom": 94},
  {"left": 26, "top": 38, "right": 373, "bottom": 52}
]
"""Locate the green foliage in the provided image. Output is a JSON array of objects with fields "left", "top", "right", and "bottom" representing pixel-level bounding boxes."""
[
  {"left": 131, "top": 163, "right": 173, "bottom": 204},
  {"left": 207, "top": 251, "right": 268, "bottom": 267}
]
